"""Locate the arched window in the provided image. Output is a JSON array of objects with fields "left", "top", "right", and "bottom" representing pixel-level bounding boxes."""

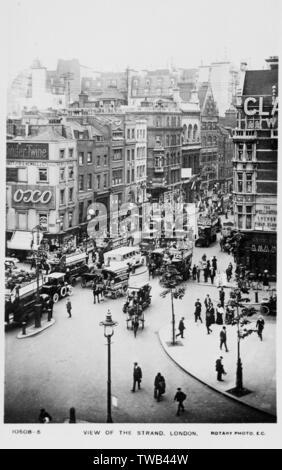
[
  {"left": 167, "top": 116, "right": 170, "bottom": 126},
  {"left": 183, "top": 124, "right": 188, "bottom": 141},
  {"left": 193, "top": 124, "right": 198, "bottom": 141},
  {"left": 207, "top": 135, "right": 212, "bottom": 146},
  {"left": 202, "top": 136, "right": 206, "bottom": 147},
  {"left": 213, "top": 136, "right": 217, "bottom": 145},
  {"left": 188, "top": 124, "right": 193, "bottom": 140}
]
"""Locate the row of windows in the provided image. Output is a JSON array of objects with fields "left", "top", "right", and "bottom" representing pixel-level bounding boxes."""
[
  {"left": 59, "top": 187, "right": 75, "bottom": 205},
  {"left": 137, "top": 129, "right": 146, "bottom": 139},
  {"left": 127, "top": 168, "right": 135, "bottom": 184},
  {"left": 132, "top": 78, "right": 176, "bottom": 88},
  {"left": 156, "top": 134, "right": 181, "bottom": 146},
  {"left": 79, "top": 152, "right": 108, "bottom": 166},
  {"left": 112, "top": 169, "right": 123, "bottom": 186},
  {"left": 154, "top": 152, "right": 181, "bottom": 167},
  {"left": 236, "top": 205, "right": 253, "bottom": 230},
  {"left": 235, "top": 172, "right": 254, "bottom": 193},
  {"left": 183, "top": 124, "right": 199, "bottom": 141},
  {"left": 235, "top": 143, "right": 255, "bottom": 161},
  {"left": 155, "top": 116, "right": 181, "bottom": 128},
  {"left": 201, "top": 122, "right": 217, "bottom": 130},
  {"left": 79, "top": 173, "right": 108, "bottom": 191},
  {"left": 137, "top": 165, "right": 146, "bottom": 179},
  {"left": 126, "top": 149, "right": 135, "bottom": 161},
  {"left": 202, "top": 135, "right": 218, "bottom": 147},
  {"left": 137, "top": 146, "right": 146, "bottom": 159},
  {"left": 59, "top": 148, "right": 74, "bottom": 159}
]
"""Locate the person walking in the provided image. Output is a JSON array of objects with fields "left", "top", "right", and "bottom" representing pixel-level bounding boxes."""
[
  {"left": 204, "top": 266, "right": 209, "bottom": 283},
  {"left": 204, "top": 294, "right": 211, "bottom": 309},
  {"left": 39, "top": 408, "right": 52, "bottom": 423},
  {"left": 256, "top": 316, "right": 265, "bottom": 341},
  {"left": 205, "top": 311, "right": 212, "bottom": 335},
  {"left": 212, "top": 256, "right": 217, "bottom": 272},
  {"left": 210, "top": 266, "right": 216, "bottom": 285},
  {"left": 132, "top": 315, "right": 139, "bottom": 338},
  {"left": 93, "top": 282, "right": 100, "bottom": 304},
  {"left": 154, "top": 373, "right": 166, "bottom": 402},
  {"left": 196, "top": 265, "right": 201, "bottom": 282},
  {"left": 66, "top": 297, "right": 72, "bottom": 318},
  {"left": 192, "top": 264, "right": 197, "bottom": 281},
  {"left": 174, "top": 388, "right": 187, "bottom": 416},
  {"left": 216, "top": 304, "right": 224, "bottom": 325},
  {"left": 215, "top": 356, "right": 227, "bottom": 381},
  {"left": 176, "top": 317, "right": 186, "bottom": 339},
  {"left": 131, "top": 362, "right": 142, "bottom": 392},
  {"left": 194, "top": 299, "right": 203, "bottom": 324},
  {"left": 219, "top": 326, "right": 229, "bottom": 352},
  {"left": 219, "top": 287, "right": 225, "bottom": 307}
]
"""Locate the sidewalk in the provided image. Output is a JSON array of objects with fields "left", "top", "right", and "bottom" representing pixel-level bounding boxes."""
[
  {"left": 159, "top": 314, "right": 276, "bottom": 417},
  {"left": 17, "top": 318, "right": 56, "bottom": 339}
]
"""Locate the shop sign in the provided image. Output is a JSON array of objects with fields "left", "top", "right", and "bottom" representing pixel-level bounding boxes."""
[
  {"left": 7, "top": 142, "right": 49, "bottom": 160},
  {"left": 251, "top": 244, "right": 276, "bottom": 254},
  {"left": 244, "top": 97, "right": 278, "bottom": 117},
  {"left": 254, "top": 205, "right": 277, "bottom": 232},
  {"left": 11, "top": 185, "right": 56, "bottom": 210}
]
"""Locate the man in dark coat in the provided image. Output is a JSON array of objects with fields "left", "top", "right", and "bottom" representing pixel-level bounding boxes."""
[
  {"left": 176, "top": 317, "right": 186, "bottom": 339},
  {"left": 212, "top": 256, "right": 217, "bottom": 272},
  {"left": 194, "top": 299, "right": 203, "bottom": 323},
  {"left": 196, "top": 265, "right": 201, "bottom": 282},
  {"left": 192, "top": 265, "right": 197, "bottom": 280},
  {"left": 256, "top": 316, "right": 265, "bottom": 341},
  {"left": 174, "top": 387, "right": 187, "bottom": 416},
  {"left": 219, "top": 287, "right": 225, "bottom": 307},
  {"left": 131, "top": 362, "right": 142, "bottom": 392},
  {"left": 219, "top": 326, "right": 229, "bottom": 352},
  {"left": 154, "top": 373, "right": 166, "bottom": 402},
  {"left": 215, "top": 356, "right": 226, "bottom": 381}
]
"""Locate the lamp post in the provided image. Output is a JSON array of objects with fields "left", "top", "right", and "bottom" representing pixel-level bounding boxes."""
[
  {"left": 160, "top": 268, "right": 185, "bottom": 346},
  {"left": 99, "top": 310, "right": 118, "bottom": 423},
  {"left": 56, "top": 218, "right": 63, "bottom": 248},
  {"left": 31, "top": 224, "right": 44, "bottom": 328}
]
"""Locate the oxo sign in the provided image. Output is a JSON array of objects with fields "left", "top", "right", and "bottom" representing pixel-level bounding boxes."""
[{"left": 11, "top": 185, "right": 55, "bottom": 210}]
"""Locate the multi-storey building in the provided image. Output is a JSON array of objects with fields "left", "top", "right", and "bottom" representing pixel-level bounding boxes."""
[
  {"left": 217, "top": 125, "right": 233, "bottom": 192},
  {"left": 6, "top": 127, "right": 78, "bottom": 252},
  {"left": 232, "top": 57, "right": 278, "bottom": 275},
  {"left": 198, "top": 82, "right": 220, "bottom": 191}
]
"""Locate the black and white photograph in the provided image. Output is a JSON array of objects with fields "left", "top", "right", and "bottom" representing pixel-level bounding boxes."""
[{"left": 1, "top": 0, "right": 281, "bottom": 450}]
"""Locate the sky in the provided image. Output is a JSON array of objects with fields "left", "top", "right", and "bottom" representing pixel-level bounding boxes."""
[{"left": 4, "top": 0, "right": 280, "bottom": 80}]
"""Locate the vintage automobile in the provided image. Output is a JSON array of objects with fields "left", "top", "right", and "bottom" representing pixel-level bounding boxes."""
[
  {"left": 52, "top": 252, "right": 90, "bottom": 285},
  {"left": 102, "top": 266, "right": 129, "bottom": 299},
  {"left": 41, "top": 272, "right": 72, "bottom": 303}
]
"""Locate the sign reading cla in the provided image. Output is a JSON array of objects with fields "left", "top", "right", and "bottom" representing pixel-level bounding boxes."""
[{"left": 244, "top": 97, "right": 278, "bottom": 128}]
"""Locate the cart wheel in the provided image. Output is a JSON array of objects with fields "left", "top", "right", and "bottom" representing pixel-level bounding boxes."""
[{"left": 53, "top": 293, "right": 59, "bottom": 303}]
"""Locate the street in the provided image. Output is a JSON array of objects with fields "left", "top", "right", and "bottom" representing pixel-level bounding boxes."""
[{"left": 4, "top": 238, "right": 275, "bottom": 423}]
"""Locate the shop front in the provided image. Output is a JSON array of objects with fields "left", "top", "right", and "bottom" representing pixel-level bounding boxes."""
[{"left": 236, "top": 232, "right": 277, "bottom": 278}]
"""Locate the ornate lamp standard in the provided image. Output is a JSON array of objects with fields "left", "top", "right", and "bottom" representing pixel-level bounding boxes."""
[
  {"left": 160, "top": 267, "right": 185, "bottom": 346},
  {"left": 99, "top": 310, "right": 118, "bottom": 423},
  {"left": 31, "top": 224, "right": 45, "bottom": 328}
]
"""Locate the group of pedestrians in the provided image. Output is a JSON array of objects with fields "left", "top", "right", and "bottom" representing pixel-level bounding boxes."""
[
  {"left": 131, "top": 362, "right": 187, "bottom": 416},
  {"left": 191, "top": 255, "right": 218, "bottom": 284}
]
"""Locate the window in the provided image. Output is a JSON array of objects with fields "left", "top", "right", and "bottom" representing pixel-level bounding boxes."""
[
  {"left": 237, "top": 205, "right": 243, "bottom": 229},
  {"left": 237, "top": 173, "right": 243, "bottom": 192},
  {"left": 97, "top": 155, "right": 101, "bottom": 166},
  {"left": 68, "top": 148, "right": 74, "bottom": 158},
  {"left": 60, "top": 168, "right": 65, "bottom": 181},
  {"left": 68, "top": 211, "right": 73, "bottom": 228},
  {"left": 87, "top": 174, "right": 92, "bottom": 190},
  {"left": 131, "top": 168, "right": 134, "bottom": 181},
  {"left": 131, "top": 149, "right": 135, "bottom": 160},
  {"left": 112, "top": 169, "right": 123, "bottom": 185},
  {"left": 156, "top": 118, "right": 161, "bottom": 127},
  {"left": 68, "top": 166, "right": 74, "bottom": 179},
  {"left": 237, "top": 144, "right": 244, "bottom": 160},
  {"left": 79, "top": 175, "right": 84, "bottom": 191},
  {"left": 79, "top": 152, "right": 84, "bottom": 165},
  {"left": 103, "top": 174, "right": 107, "bottom": 188},
  {"left": 104, "top": 154, "right": 107, "bottom": 165},
  {"left": 87, "top": 152, "right": 93, "bottom": 163},
  {"left": 166, "top": 135, "right": 170, "bottom": 146},
  {"left": 59, "top": 149, "right": 65, "bottom": 159},
  {"left": 246, "top": 173, "right": 253, "bottom": 193},
  {"left": 113, "top": 149, "right": 122, "bottom": 161},
  {"left": 131, "top": 129, "right": 135, "bottom": 139},
  {"left": 39, "top": 168, "right": 48, "bottom": 182},
  {"left": 97, "top": 174, "right": 101, "bottom": 189},
  {"left": 127, "top": 149, "right": 130, "bottom": 161},
  {"left": 127, "top": 169, "right": 130, "bottom": 183},
  {"left": 246, "top": 143, "right": 253, "bottom": 161},
  {"left": 127, "top": 129, "right": 130, "bottom": 139},
  {"left": 60, "top": 189, "right": 65, "bottom": 205},
  {"left": 69, "top": 187, "right": 74, "bottom": 202}
]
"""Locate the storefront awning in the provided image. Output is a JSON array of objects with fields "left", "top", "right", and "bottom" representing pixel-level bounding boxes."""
[{"left": 7, "top": 231, "right": 33, "bottom": 251}]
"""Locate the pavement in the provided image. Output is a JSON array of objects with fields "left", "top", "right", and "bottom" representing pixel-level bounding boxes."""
[{"left": 159, "top": 314, "right": 276, "bottom": 417}]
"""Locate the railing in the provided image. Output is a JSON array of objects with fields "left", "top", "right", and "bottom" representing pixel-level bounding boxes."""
[{"left": 232, "top": 129, "right": 257, "bottom": 139}]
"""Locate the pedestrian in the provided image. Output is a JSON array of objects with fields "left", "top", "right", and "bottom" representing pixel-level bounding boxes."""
[
  {"left": 192, "top": 264, "right": 197, "bottom": 281},
  {"left": 176, "top": 317, "right": 186, "bottom": 339},
  {"left": 209, "top": 303, "right": 215, "bottom": 324},
  {"left": 216, "top": 304, "right": 224, "bottom": 325},
  {"left": 256, "top": 316, "right": 265, "bottom": 341},
  {"left": 212, "top": 256, "right": 217, "bottom": 272},
  {"left": 132, "top": 315, "right": 139, "bottom": 338},
  {"left": 66, "top": 297, "right": 72, "bottom": 318},
  {"left": 194, "top": 299, "right": 203, "bottom": 323},
  {"left": 219, "top": 326, "right": 229, "bottom": 352},
  {"left": 219, "top": 237, "right": 224, "bottom": 251},
  {"left": 39, "top": 408, "right": 52, "bottom": 423},
  {"left": 204, "top": 266, "right": 209, "bottom": 283},
  {"left": 219, "top": 287, "right": 225, "bottom": 307},
  {"left": 204, "top": 294, "right": 211, "bottom": 309},
  {"left": 215, "top": 356, "right": 227, "bottom": 381},
  {"left": 131, "top": 362, "right": 142, "bottom": 392},
  {"left": 93, "top": 282, "right": 100, "bottom": 304},
  {"left": 174, "top": 388, "right": 187, "bottom": 416},
  {"left": 205, "top": 311, "right": 212, "bottom": 335},
  {"left": 226, "top": 266, "right": 232, "bottom": 282},
  {"left": 196, "top": 265, "right": 201, "bottom": 282},
  {"left": 210, "top": 266, "right": 215, "bottom": 284},
  {"left": 154, "top": 373, "right": 166, "bottom": 402}
]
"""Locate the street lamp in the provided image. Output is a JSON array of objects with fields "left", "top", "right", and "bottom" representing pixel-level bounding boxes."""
[
  {"left": 99, "top": 310, "right": 118, "bottom": 423},
  {"left": 31, "top": 224, "right": 44, "bottom": 328},
  {"left": 56, "top": 218, "right": 63, "bottom": 248},
  {"left": 160, "top": 268, "right": 185, "bottom": 346}
]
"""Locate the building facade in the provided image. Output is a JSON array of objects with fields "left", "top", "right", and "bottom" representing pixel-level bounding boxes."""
[
  {"left": 6, "top": 127, "right": 78, "bottom": 252},
  {"left": 232, "top": 57, "right": 278, "bottom": 275}
]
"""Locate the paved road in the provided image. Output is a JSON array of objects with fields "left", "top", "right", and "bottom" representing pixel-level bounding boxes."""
[{"left": 5, "top": 238, "right": 274, "bottom": 423}]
